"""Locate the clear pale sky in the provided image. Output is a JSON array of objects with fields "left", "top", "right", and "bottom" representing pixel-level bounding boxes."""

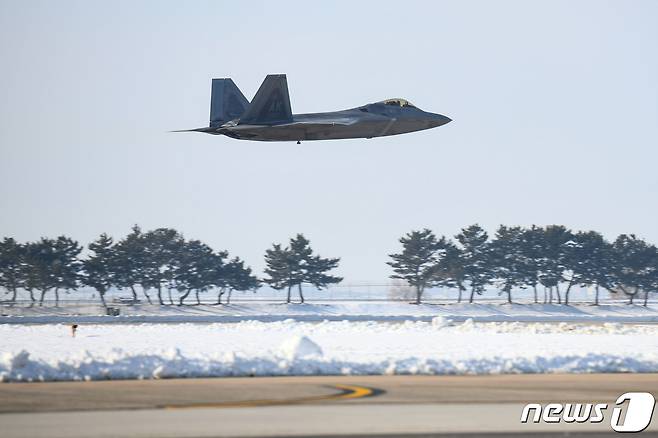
[{"left": 1, "top": 1, "right": 657, "bottom": 283}]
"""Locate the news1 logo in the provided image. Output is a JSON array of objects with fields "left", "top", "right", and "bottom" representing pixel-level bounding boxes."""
[{"left": 521, "top": 392, "right": 656, "bottom": 433}]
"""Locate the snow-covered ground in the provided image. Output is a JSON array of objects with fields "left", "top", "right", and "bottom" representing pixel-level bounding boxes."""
[
  {"left": 1, "top": 319, "right": 657, "bottom": 382},
  {"left": 2, "top": 301, "right": 658, "bottom": 324}
]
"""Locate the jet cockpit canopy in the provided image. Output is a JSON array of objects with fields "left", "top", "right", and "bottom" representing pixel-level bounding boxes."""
[{"left": 379, "top": 98, "right": 416, "bottom": 108}]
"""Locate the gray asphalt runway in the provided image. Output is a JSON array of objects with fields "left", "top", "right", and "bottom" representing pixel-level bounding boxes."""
[{"left": 1, "top": 374, "right": 657, "bottom": 437}]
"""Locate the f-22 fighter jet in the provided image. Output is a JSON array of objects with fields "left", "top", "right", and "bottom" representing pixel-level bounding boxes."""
[{"left": 179, "top": 74, "right": 451, "bottom": 143}]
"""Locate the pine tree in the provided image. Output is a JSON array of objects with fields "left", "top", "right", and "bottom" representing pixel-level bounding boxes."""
[
  {"left": 81, "top": 233, "right": 115, "bottom": 308},
  {"left": 434, "top": 238, "right": 467, "bottom": 302},
  {"left": 222, "top": 257, "right": 260, "bottom": 304},
  {"left": 264, "top": 234, "right": 341, "bottom": 303},
  {"left": 519, "top": 225, "right": 545, "bottom": 303},
  {"left": 387, "top": 229, "right": 440, "bottom": 304},
  {"left": 51, "top": 236, "right": 82, "bottom": 306},
  {"left": 305, "top": 254, "right": 342, "bottom": 294},
  {"left": 562, "top": 231, "right": 610, "bottom": 305},
  {"left": 645, "top": 246, "right": 658, "bottom": 307},
  {"left": 456, "top": 224, "right": 493, "bottom": 303},
  {"left": 537, "top": 225, "right": 572, "bottom": 304},
  {"left": 0, "top": 238, "right": 25, "bottom": 302},
  {"left": 24, "top": 237, "right": 80, "bottom": 306},
  {"left": 289, "top": 234, "right": 313, "bottom": 302},
  {"left": 141, "top": 228, "right": 184, "bottom": 305},
  {"left": 264, "top": 244, "right": 296, "bottom": 303},
  {"left": 591, "top": 239, "right": 619, "bottom": 305},
  {"left": 209, "top": 250, "right": 230, "bottom": 304},
  {"left": 490, "top": 225, "right": 526, "bottom": 304},
  {"left": 608, "top": 234, "right": 655, "bottom": 304},
  {"left": 114, "top": 225, "right": 148, "bottom": 303},
  {"left": 174, "top": 239, "right": 215, "bottom": 305}
]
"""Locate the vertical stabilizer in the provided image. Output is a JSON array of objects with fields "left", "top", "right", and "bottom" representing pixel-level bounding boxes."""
[
  {"left": 210, "top": 78, "right": 249, "bottom": 127},
  {"left": 239, "top": 74, "right": 293, "bottom": 125}
]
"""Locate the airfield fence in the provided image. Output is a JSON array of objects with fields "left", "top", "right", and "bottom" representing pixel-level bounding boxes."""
[{"left": 0, "top": 282, "right": 625, "bottom": 308}]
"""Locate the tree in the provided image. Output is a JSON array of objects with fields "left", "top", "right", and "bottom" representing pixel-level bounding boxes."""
[
  {"left": 141, "top": 228, "right": 184, "bottom": 305},
  {"left": 208, "top": 250, "right": 229, "bottom": 304},
  {"left": 164, "top": 236, "right": 186, "bottom": 306},
  {"left": 490, "top": 225, "right": 526, "bottom": 304},
  {"left": 264, "top": 244, "right": 296, "bottom": 303},
  {"left": 455, "top": 224, "right": 493, "bottom": 303},
  {"left": 51, "top": 236, "right": 82, "bottom": 305},
  {"left": 288, "top": 234, "right": 315, "bottom": 303},
  {"left": 387, "top": 229, "right": 439, "bottom": 304},
  {"left": 519, "top": 225, "right": 545, "bottom": 303},
  {"left": 81, "top": 233, "right": 115, "bottom": 308},
  {"left": 305, "top": 254, "right": 342, "bottom": 295},
  {"left": 24, "top": 237, "right": 81, "bottom": 306},
  {"left": 264, "top": 234, "right": 341, "bottom": 303},
  {"left": 537, "top": 225, "right": 572, "bottom": 304},
  {"left": 562, "top": 231, "right": 611, "bottom": 305},
  {"left": 0, "top": 238, "right": 25, "bottom": 302},
  {"left": 221, "top": 256, "right": 260, "bottom": 304},
  {"left": 114, "top": 225, "right": 149, "bottom": 303},
  {"left": 645, "top": 247, "right": 658, "bottom": 307},
  {"left": 174, "top": 240, "right": 216, "bottom": 305},
  {"left": 608, "top": 234, "right": 655, "bottom": 304},
  {"left": 434, "top": 239, "right": 467, "bottom": 302}
]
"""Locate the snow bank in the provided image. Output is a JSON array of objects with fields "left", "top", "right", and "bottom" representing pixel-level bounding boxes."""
[
  {"left": 2, "top": 320, "right": 658, "bottom": 382},
  {"left": 278, "top": 335, "right": 323, "bottom": 361},
  {"left": 3, "top": 349, "right": 656, "bottom": 383}
]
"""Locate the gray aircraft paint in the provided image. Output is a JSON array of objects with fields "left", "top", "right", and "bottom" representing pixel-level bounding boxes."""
[
  {"left": 180, "top": 74, "right": 451, "bottom": 142},
  {"left": 209, "top": 79, "right": 250, "bottom": 128}
]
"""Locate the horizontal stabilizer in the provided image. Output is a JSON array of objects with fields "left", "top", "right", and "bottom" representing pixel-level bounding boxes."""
[
  {"left": 170, "top": 127, "right": 217, "bottom": 133},
  {"left": 239, "top": 74, "right": 293, "bottom": 125}
]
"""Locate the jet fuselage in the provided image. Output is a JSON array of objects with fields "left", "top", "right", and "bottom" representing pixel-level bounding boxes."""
[{"left": 215, "top": 103, "right": 451, "bottom": 142}]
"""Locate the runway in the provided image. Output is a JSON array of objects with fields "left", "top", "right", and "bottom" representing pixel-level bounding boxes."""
[{"left": 1, "top": 374, "right": 657, "bottom": 437}]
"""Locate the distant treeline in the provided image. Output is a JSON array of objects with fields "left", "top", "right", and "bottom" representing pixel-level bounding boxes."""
[
  {"left": 388, "top": 225, "right": 658, "bottom": 305},
  {"left": 1, "top": 224, "right": 657, "bottom": 307},
  {"left": 0, "top": 227, "right": 341, "bottom": 307}
]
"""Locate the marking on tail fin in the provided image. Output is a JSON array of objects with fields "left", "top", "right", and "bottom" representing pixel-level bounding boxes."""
[{"left": 239, "top": 74, "right": 293, "bottom": 125}]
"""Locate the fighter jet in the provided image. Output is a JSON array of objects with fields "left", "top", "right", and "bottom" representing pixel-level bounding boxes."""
[{"left": 178, "top": 74, "right": 451, "bottom": 143}]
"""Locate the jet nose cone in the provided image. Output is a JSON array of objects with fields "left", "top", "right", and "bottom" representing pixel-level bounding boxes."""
[{"left": 427, "top": 113, "right": 452, "bottom": 128}]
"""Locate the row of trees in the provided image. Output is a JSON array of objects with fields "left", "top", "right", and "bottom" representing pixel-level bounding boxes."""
[
  {"left": 388, "top": 224, "right": 658, "bottom": 306},
  {"left": 0, "top": 227, "right": 342, "bottom": 307},
  {"left": 3, "top": 223, "right": 656, "bottom": 307}
]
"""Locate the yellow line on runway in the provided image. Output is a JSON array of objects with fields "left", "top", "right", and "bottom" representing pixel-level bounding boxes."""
[
  {"left": 163, "top": 384, "right": 375, "bottom": 409},
  {"left": 332, "top": 384, "right": 373, "bottom": 399}
]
